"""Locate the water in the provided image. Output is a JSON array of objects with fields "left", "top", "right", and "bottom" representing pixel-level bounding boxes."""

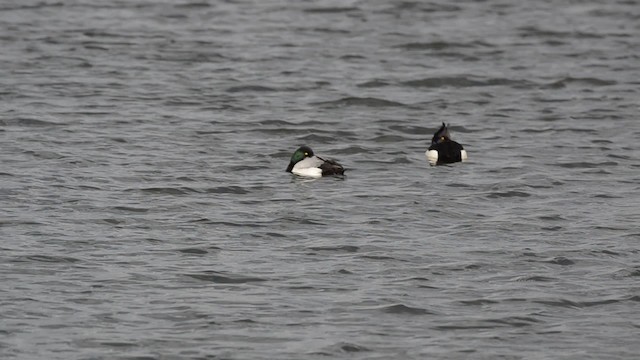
[{"left": 2, "top": 1, "right": 639, "bottom": 359}]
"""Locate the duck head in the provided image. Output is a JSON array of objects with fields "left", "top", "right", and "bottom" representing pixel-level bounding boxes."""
[
  {"left": 286, "top": 145, "right": 314, "bottom": 172},
  {"left": 431, "top": 122, "right": 451, "bottom": 146}
]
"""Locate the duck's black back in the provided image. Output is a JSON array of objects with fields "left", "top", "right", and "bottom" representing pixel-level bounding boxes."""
[
  {"left": 429, "top": 141, "right": 464, "bottom": 164},
  {"left": 320, "top": 159, "right": 345, "bottom": 176}
]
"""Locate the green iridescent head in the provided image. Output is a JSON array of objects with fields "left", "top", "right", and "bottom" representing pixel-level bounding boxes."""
[{"left": 286, "top": 145, "right": 314, "bottom": 172}]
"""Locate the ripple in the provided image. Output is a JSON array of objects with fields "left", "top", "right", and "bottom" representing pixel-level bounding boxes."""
[
  {"left": 395, "top": 40, "right": 490, "bottom": 50},
  {"left": 330, "top": 145, "right": 369, "bottom": 155},
  {"left": 601, "top": 250, "right": 623, "bottom": 257},
  {"left": 21, "top": 255, "right": 82, "bottom": 264},
  {"left": 176, "top": 246, "right": 220, "bottom": 255},
  {"left": 174, "top": 2, "right": 211, "bottom": 9},
  {"left": 486, "top": 190, "right": 531, "bottom": 198},
  {"left": 111, "top": 206, "right": 150, "bottom": 213},
  {"left": 307, "top": 245, "right": 359, "bottom": 253},
  {"left": 518, "top": 26, "right": 604, "bottom": 39},
  {"left": 514, "top": 275, "right": 557, "bottom": 282},
  {"left": 277, "top": 216, "right": 326, "bottom": 226},
  {"left": 359, "top": 254, "right": 399, "bottom": 261},
  {"left": 205, "top": 186, "right": 250, "bottom": 194},
  {"left": 133, "top": 187, "right": 197, "bottom": 195},
  {"left": 357, "top": 79, "right": 390, "bottom": 88},
  {"left": 188, "top": 219, "right": 267, "bottom": 228},
  {"left": 435, "top": 323, "right": 495, "bottom": 330},
  {"left": 538, "top": 214, "right": 566, "bottom": 221},
  {"left": 613, "top": 267, "right": 640, "bottom": 278},
  {"left": 578, "top": 299, "right": 623, "bottom": 307},
  {"left": 258, "top": 119, "right": 300, "bottom": 126},
  {"left": 387, "top": 124, "right": 434, "bottom": 135},
  {"left": 545, "top": 256, "right": 575, "bottom": 266},
  {"left": 436, "top": 316, "right": 541, "bottom": 331},
  {"left": 303, "top": 7, "right": 360, "bottom": 13},
  {"left": 226, "top": 85, "right": 277, "bottom": 93},
  {"left": 554, "top": 161, "right": 617, "bottom": 168},
  {"left": 402, "top": 76, "right": 533, "bottom": 88},
  {"left": 0, "top": 220, "right": 44, "bottom": 227},
  {"left": 459, "top": 299, "right": 499, "bottom": 306},
  {"left": 532, "top": 298, "right": 621, "bottom": 309},
  {"left": 298, "top": 133, "right": 342, "bottom": 142},
  {"left": 311, "top": 342, "right": 371, "bottom": 356},
  {"left": 23, "top": 150, "right": 65, "bottom": 159},
  {"left": 316, "top": 29, "right": 352, "bottom": 35},
  {"left": 378, "top": 304, "right": 434, "bottom": 315},
  {"left": 184, "top": 271, "right": 267, "bottom": 284},
  {"left": 328, "top": 342, "right": 371, "bottom": 353},
  {"left": 607, "top": 154, "right": 632, "bottom": 160},
  {"left": 370, "top": 134, "right": 408, "bottom": 143},
  {"left": 541, "top": 77, "right": 617, "bottom": 89},
  {"left": 0, "top": 118, "right": 64, "bottom": 127},
  {"left": 487, "top": 316, "right": 541, "bottom": 327},
  {"left": 97, "top": 341, "right": 137, "bottom": 348},
  {"left": 311, "top": 97, "right": 407, "bottom": 108}
]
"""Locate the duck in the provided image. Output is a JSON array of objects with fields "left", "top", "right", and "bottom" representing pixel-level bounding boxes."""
[
  {"left": 426, "top": 122, "right": 468, "bottom": 166},
  {"left": 286, "top": 145, "right": 345, "bottom": 178}
]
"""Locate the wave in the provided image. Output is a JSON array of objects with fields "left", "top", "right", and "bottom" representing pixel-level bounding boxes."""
[{"left": 311, "top": 97, "right": 407, "bottom": 108}]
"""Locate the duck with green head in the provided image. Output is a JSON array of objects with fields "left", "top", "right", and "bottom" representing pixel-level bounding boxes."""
[{"left": 286, "top": 145, "right": 345, "bottom": 178}]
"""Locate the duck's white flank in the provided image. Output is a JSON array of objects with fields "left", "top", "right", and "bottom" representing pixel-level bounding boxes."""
[
  {"left": 426, "top": 149, "right": 468, "bottom": 165},
  {"left": 292, "top": 167, "right": 322, "bottom": 178},
  {"left": 426, "top": 150, "right": 438, "bottom": 166},
  {"left": 291, "top": 156, "right": 324, "bottom": 178}
]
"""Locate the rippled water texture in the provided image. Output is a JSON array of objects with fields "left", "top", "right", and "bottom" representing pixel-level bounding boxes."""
[{"left": 2, "top": 1, "right": 640, "bottom": 359}]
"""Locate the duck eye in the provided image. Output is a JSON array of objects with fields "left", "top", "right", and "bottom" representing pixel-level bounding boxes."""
[{"left": 304, "top": 152, "right": 308, "bottom": 156}]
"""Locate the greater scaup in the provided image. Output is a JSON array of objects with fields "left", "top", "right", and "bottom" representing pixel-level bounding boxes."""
[{"left": 286, "top": 145, "right": 345, "bottom": 178}]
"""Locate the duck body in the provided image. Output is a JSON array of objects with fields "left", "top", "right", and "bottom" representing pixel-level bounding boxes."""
[
  {"left": 426, "top": 123, "right": 468, "bottom": 166},
  {"left": 286, "top": 145, "right": 345, "bottom": 178}
]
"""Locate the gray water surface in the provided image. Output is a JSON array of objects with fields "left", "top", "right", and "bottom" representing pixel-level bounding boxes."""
[{"left": 2, "top": 1, "right": 640, "bottom": 359}]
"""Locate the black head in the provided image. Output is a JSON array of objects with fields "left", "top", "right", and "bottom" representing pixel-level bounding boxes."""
[
  {"left": 286, "top": 145, "right": 314, "bottom": 172},
  {"left": 431, "top": 122, "right": 451, "bottom": 146}
]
